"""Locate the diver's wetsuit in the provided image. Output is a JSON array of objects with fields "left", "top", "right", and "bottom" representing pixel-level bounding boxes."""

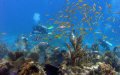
[{"left": 32, "top": 26, "right": 48, "bottom": 35}]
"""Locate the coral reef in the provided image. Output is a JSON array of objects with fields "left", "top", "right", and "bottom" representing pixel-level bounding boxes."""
[
  {"left": 0, "top": 40, "right": 8, "bottom": 60},
  {"left": 0, "top": 51, "right": 45, "bottom": 75}
]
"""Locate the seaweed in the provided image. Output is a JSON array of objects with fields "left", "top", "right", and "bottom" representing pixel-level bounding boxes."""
[{"left": 62, "top": 34, "right": 94, "bottom": 67}]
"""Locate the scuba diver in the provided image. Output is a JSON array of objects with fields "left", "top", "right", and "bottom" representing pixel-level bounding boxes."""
[
  {"left": 32, "top": 25, "right": 48, "bottom": 35},
  {"left": 98, "top": 39, "right": 112, "bottom": 51}
]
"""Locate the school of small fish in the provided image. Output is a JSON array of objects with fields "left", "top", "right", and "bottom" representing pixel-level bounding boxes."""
[{"left": 17, "top": 0, "right": 119, "bottom": 54}]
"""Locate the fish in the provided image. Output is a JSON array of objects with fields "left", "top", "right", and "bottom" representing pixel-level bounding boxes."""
[
  {"left": 95, "top": 32, "right": 102, "bottom": 34},
  {"left": 75, "top": 3, "right": 79, "bottom": 6},
  {"left": 82, "top": 3, "right": 88, "bottom": 7},
  {"left": 110, "top": 38, "right": 113, "bottom": 40},
  {"left": 115, "top": 12, "right": 120, "bottom": 14},
  {"left": 0, "top": 33, "right": 7, "bottom": 36},
  {"left": 93, "top": 4, "right": 96, "bottom": 12},
  {"left": 38, "top": 23, "right": 42, "bottom": 26},
  {"left": 99, "top": 6, "right": 102, "bottom": 11},
  {"left": 106, "top": 4, "right": 111, "bottom": 8},
  {"left": 45, "top": 14, "right": 49, "bottom": 16},
  {"left": 51, "top": 47, "right": 60, "bottom": 51},
  {"left": 57, "top": 25, "right": 66, "bottom": 29},
  {"left": 32, "top": 36, "right": 42, "bottom": 41},
  {"left": 55, "top": 34, "right": 61, "bottom": 39},
  {"left": 95, "top": 12, "right": 101, "bottom": 16},
  {"left": 78, "top": 6, "right": 82, "bottom": 9},
  {"left": 106, "top": 17, "right": 110, "bottom": 21},
  {"left": 109, "top": 25, "right": 112, "bottom": 28},
  {"left": 78, "top": 0, "right": 83, "bottom": 2},
  {"left": 49, "top": 19, "right": 54, "bottom": 20},
  {"left": 85, "top": 7, "right": 91, "bottom": 9},
  {"left": 62, "top": 5, "right": 66, "bottom": 8},
  {"left": 81, "top": 16, "right": 87, "bottom": 21},
  {"left": 29, "top": 35, "right": 32, "bottom": 37}
]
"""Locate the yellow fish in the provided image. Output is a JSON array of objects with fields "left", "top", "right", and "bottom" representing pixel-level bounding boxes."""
[
  {"left": 78, "top": 0, "right": 83, "bottom": 2},
  {"left": 29, "top": 35, "right": 32, "bottom": 37},
  {"left": 75, "top": 3, "right": 79, "bottom": 6},
  {"left": 55, "top": 60, "right": 58, "bottom": 62},
  {"left": 82, "top": 3, "right": 88, "bottom": 7},
  {"left": 106, "top": 17, "right": 110, "bottom": 21},
  {"left": 52, "top": 47, "right": 60, "bottom": 51},
  {"left": 99, "top": 6, "right": 102, "bottom": 11},
  {"left": 78, "top": 6, "right": 82, "bottom": 9}
]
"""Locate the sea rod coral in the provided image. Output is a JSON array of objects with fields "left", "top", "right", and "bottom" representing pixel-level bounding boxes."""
[{"left": 62, "top": 33, "right": 94, "bottom": 67}]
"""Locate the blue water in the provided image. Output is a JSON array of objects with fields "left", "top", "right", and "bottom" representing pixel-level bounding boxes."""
[{"left": 0, "top": 0, "right": 120, "bottom": 51}]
